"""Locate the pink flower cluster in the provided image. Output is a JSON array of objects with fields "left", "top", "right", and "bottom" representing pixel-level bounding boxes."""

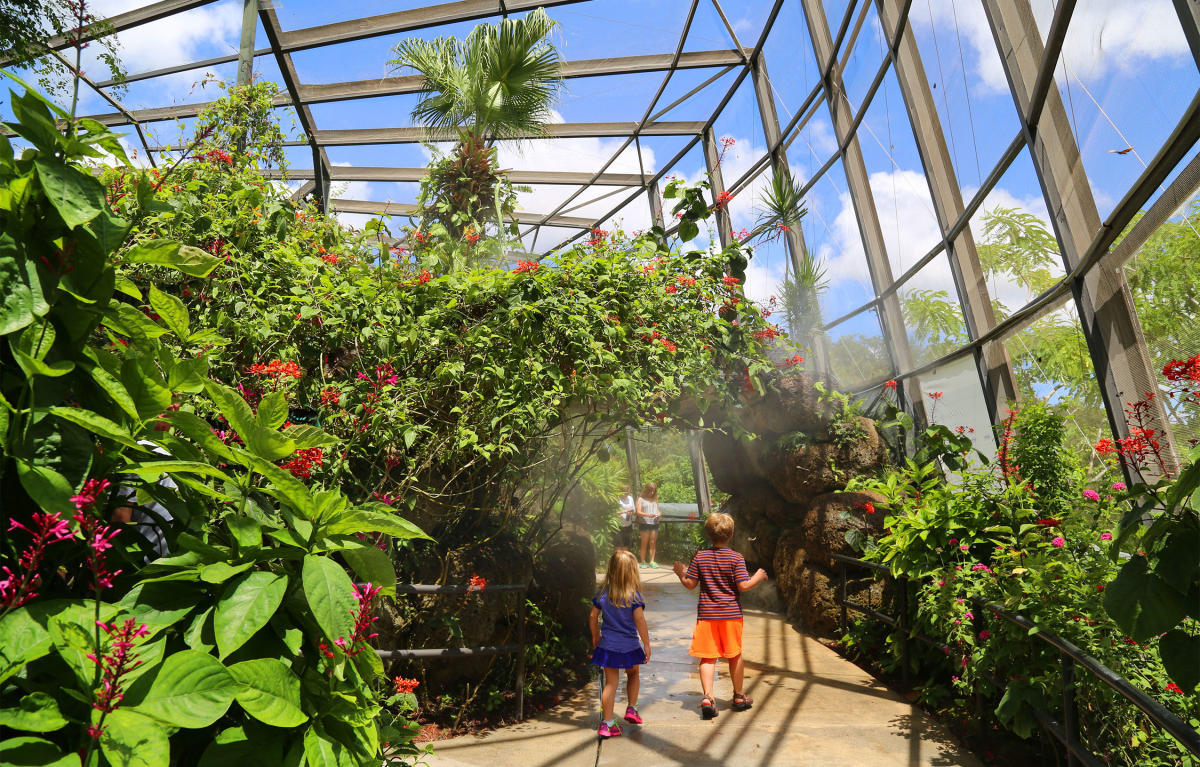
[{"left": 335, "top": 583, "right": 381, "bottom": 656}]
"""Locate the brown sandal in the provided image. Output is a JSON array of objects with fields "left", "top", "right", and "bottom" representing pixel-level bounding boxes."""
[
  {"left": 700, "top": 696, "right": 718, "bottom": 719},
  {"left": 731, "top": 693, "right": 753, "bottom": 711}
]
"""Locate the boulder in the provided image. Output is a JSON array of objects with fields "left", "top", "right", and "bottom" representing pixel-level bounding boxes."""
[
  {"left": 796, "top": 490, "right": 887, "bottom": 570},
  {"left": 743, "top": 372, "right": 838, "bottom": 436},
  {"left": 764, "top": 418, "right": 888, "bottom": 503},
  {"left": 782, "top": 564, "right": 885, "bottom": 637}
]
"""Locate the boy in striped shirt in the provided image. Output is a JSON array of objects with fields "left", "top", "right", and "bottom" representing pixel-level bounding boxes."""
[{"left": 672, "top": 512, "right": 768, "bottom": 719}]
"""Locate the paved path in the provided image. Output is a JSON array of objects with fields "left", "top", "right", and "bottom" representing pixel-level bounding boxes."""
[{"left": 428, "top": 568, "right": 981, "bottom": 767}]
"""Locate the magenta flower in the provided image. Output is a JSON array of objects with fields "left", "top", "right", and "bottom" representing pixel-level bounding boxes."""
[
  {"left": 335, "top": 583, "right": 381, "bottom": 656},
  {"left": 964, "top": 611, "right": 974, "bottom": 620},
  {"left": 1082, "top": 489, "right": 1100, "bottom": 501},
  {"left": 1, "top": 512, "right": 74, "bottom": 609},
  {"left": 1100, "top": 532, "right": 1113, "bottom": 541},
  {"left": 70, "top": 478, "right": 111, "bottom": 512},
  {"left": 74, "top": 511, "right": 121, "bottom": 592},
  {"left": 959, "top": 544, "right": 969, "bottom": 552},
  {"left": 971, "top": 563, "right": 992, "bottom": 573},
  {"left": 1111, "top": 482, "right": 1127, "bottom": 491},
  {"left": 979, "top": 630, "right": 991, "bottom": 640},
  {"left": 1051, "top": 537, "right": 1066, "bottom": 548}
]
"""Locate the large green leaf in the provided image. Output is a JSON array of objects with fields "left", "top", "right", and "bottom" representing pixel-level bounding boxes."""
[
  {"left": 1103, "top": 556, "right": 1187, "bottom": 641},
  {"left": 228, "top": 658, "right": 306, "bottom": 727},
  {"left": 303, "top": 726, "right": 356, "bottom": 767},
  {"left": 14, "top": 461, "right": 76, "bottom": 516},
  {"left": 302, "top": 555, "right": 356, "bottom": 642},
  {"left": 124, "top": 239, "right": 220, "bottom": 277},
  {"left": 239, "top": 451, "right": 316, "bottom": 517},
  {"left": 0, "top": 736, "right": 79, "bottom": 767},
  {"left": 47, "top": 406, "right": 143, "bottom": 450},
  {"left": 148, "top": 284, "right": 189, "bottom": 340},
  {"left": 1160, "top": 629, "right": 1200, "bottom": 693},
  {"left": 0, "top": 692, "right": 67, "bottom": 732},
  {"left": 329, "top": 510, "right": 432, "bottom": 541},
  {"left": 342, "top": 544, "right": 396, "bottom": 596},
  {"left": 214, "top": 572, "right": 288, "bottom": 659},
  {"left": 118, "top": 582, "right": 199, "bottom": 638},
  {"left": 257, "top": 391, "right": 288, "bottom": 431},
  {"left": 0, "top": 235, "right": 34, "bottom": 335},
  {"left": 164, "top": 411, "right": 235, "bottom": 461},
  {"left": 34, "top": 157, "right": 106, "bottom": 228},
  {"left": 100, "top": 709, "right": 170, "bottom": 767},
  {"left": 126, "top": 649, "right": 236, "bottom": 728},
  {"left": 282, "top": 424, "right": 340, "bottom": 449},
  {"left": 121, "top": 356, "right": 172, "bottom": 419},
  {"left": 81, "top": 357, "right": 140, "bottom": 420}
]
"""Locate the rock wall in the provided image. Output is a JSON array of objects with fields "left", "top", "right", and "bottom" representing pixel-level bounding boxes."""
[{"left": 706, "top": 372, "right": 890, "bottom": 637}]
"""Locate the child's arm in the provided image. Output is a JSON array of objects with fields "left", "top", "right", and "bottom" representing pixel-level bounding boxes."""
[
  {"left": 635, "top": 497, "right": 649, "bottom": 520},
  {"left": 673, "top": 560, "right": 698, "bottom": 590},
  {"left": 737, "top": 568, "right": 769, "bottom": 593},
  {"left": 589, "top": 606, "right": 601, "bottom": 648},
  {"left": 633, "top": 606, "right": 651, "bottom": 663}
]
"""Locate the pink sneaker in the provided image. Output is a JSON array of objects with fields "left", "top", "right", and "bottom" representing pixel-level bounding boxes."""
[
  {"left": 623, "top": 706, "right": 643, "bottom": 724},
  {"left": 598, "top": 721, "right": 623, "bottom": 739}
]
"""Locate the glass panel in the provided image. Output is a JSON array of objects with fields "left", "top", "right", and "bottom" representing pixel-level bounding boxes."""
[
  {"left": 1044, "top": 2, "right": 1199, "bottom": 220},
  {"left": 762, "top": 0, "right": 820, "bottom": 123},
  {"left": 840, "top": 4, "right": 887, "bottom": 114},
  {"left": 917, "top": 354, "right": 998, "bottom": 462},
  {"left": 897, "top": 252, "right": 968, "bottom": 367},
  {"left": 810, "top": 158, "right": 878, "bottom": 323},
  {"left": 827, "top": 308, "right": 892, "bottom": 388}
]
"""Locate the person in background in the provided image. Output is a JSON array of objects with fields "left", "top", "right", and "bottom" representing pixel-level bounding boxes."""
[
  {"left": 672, "top": 512, "right": 768, "bottom": 720},
  {"left": 636, "top": 481, "right": 661, "bottom": 568},
  {"left": 615, "top": 485, "right": 635, "bottom": 552},
  {"left": 589, "top": 550, "right": 651, "bottom": 739}
]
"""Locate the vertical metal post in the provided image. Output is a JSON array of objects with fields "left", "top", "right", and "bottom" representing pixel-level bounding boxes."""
[
  {"left": 702, "top": 128, "right": 733, "bottom": 248},
  {"left": 1174, "top": 0, "right": 1200, "bottom": 73},
  {"left": 686, "top": 429, "right": 712, "bottom": 516},
  {"left": 624, "top": 427, "right": 641, "bottom": 494},
  {"left": 1062, "top": 654, "right": 1079, "bottom": 767},
  {"left": 236, "top": 0, "right": 258, "bottom": 87},
  {"left": 798, "top": 0, "right": 927, "bottom": 427},
  {"left": 981, "top": 0, "right": 1179, "bottom": 479},
  {"left": 648, "top": 179, "right": 665, "bottom": 229},
  {"left": 897, "top": 576, "right": 910, "bottom": 689},
  {"left": 516, "top": 591, "right": 526, "bottom": 721},
  {"left": 874, "top": 0, "right": 1019, "bottom": 427},
  {"left": 839, "top": 561, "right": 848, "bottom": 633}
]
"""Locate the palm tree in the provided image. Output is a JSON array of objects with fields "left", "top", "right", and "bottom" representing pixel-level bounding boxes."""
[{"left": 388, "top": 9, "right": 562, "bottom": 243}]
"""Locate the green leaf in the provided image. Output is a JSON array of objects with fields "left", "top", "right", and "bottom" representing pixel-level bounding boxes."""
[
  {"left": 1160, "top": 629, "right": 1200, "bottom": 693},
  {"left": 199, "top": 561, "right": 254, "bottom": 584},
  {"left": 114, "top": 273, "right": 142, "bottom": 300},
  {"left": 122, "top": 356, "right": 172, "bottom": 419},
  {"left": 1155, "top": 527, "right": 1200, "bottom": 588},
  {"left": 11, "top": 348, "right": 74, "bottom": 378},
  {"left": 15, "top": 461, "right": 76, "bottom": 516},
  {"left": 281, "top": 424, "right": 339, "bottom": 449},
  {"left": 228, "top": 658, "right": 306, "bottom": 727},
  {"left": 239, "top": 451, "right": 316, "bottom": 517},
  {"left": 163, "top": 411, "right": 235, "bottom": 461},
  {"left": 0, "top": 693, "right": 67, "bottom": 732},
  {"left": 34, "top": 157, "right": 106, "bottom": 228},
  {"left": 167, "top": 357, "right": 208, "bottom": 393},
  {"left": 0, "top": 235, "right": 34, "bottom": 335},
  {"left": 125, "top": 460, "right": 232, "bottom": 483},
  {"left": 679, "top": 219, "right": 699, "bottom": 243},
  {"left": 100, "top": 709, "right": 170, "bottom": 767},
  {"left": 214, "top": 572, "right": 288, "bottom": 659},
  {"left": 257, "top": 391, "right": 288, "bottom": 430},
  {"left": 118, "top": 582, "right": 199, "bottom": 638},
  {"left": 126, "top": 649, "right": 236, "bottom": 728},
  {"left": 47, "top": 406, "right": 143, "bottom": 450},
  {"left": 342, "top": 544, "right": 396, "bottom": 596},
  {"left": 1104, "top": 556, "right": 1187, "bottom": 641},
  {"left": 148, "top": 284, "right": 189, "bottom": 340},
  {"left": 124, "top": 239, "right": 220, "bottom": 277},
  {"left": 302, "top": 555, "right": 356, "bottom": 642},
  {"left": 82, "top": 357, "right": 139, "bottom": 420},
  {"left": 0, "top": 736, "right": 79, "bottom": 767},
  {"left": 329, "top": 510, "right": 432, "bottom": 541},
  {"left": 303, "top": 726, "right": 355, "bottom": 767}
]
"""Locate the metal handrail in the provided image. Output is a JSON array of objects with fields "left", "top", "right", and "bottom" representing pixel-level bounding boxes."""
[
  {"left": 377, "top": 583, "right": 528, "bottom": 720},
  {"left": 829, "top": 553, "right": 1200, "bottom": 761}
]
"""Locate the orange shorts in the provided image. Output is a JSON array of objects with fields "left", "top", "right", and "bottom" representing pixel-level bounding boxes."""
[{"left": 688, "top": 619, "right": 743, "bottom": 659}]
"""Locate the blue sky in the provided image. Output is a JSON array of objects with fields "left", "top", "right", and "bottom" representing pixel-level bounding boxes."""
[{"left": 21, "top": 0, "right": 1200, "bottom": 366}]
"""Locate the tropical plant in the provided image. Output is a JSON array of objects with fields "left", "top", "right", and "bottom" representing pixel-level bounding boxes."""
[
  {"left": 0, "top": 76, "right": 430, "bottom": 766},
  {"left": 0, "top": 0, "right": 124, "bottom": 101},
  {"left": 388, "top": 8, "right": 562, "bottom": 242}
]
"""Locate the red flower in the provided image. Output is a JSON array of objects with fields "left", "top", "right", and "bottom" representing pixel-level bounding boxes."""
[
  {"left": 978, "top": 630, "right": 990, "bottom": 641},
  {"left": 776, "top": 354, "right": 804, "bottom": 369},
  {"left": 1036, "top": 519, "right": 1062, "bottom": 527},
  {"left": 1162, "top": 355, "right": 1200, "bottom": 383},
  {"left": 885, "top": 380, "right": 898, "bottom": 389},
  {"left": 334, "top": 583, "right": 381, "bottom": 656},
  {"left": 752, "top": 325, "right": 781, "bottom": 342},
  {"left": 664, "top": 285, "right": 678, "bottom": 294},
  {"left": 320, "top": 388, "right": 341, "bottom": 407},
  {"left": 280, "top": 448, "right": 324, "bottom": 480},
  {"left": 720, "top": 136, "right": 736, "bottom": 149},
  {"left": 675, "top": 276, "right": 697, "bottom": 287},
  {"left": 464, "top": 231, "right": 480, "bottom": 245},
  {"left": 246, "top": 360, "right": 304, "bottom": 379},
  {"left": 467, "top": 574, "right": 487, "bottom": 593},
  {"left": 1166, "top": 681, "right": 1184, "bottom": 694},
  {"left": 714, "top": 191, "right": 733, "bottom": 209},
  {"left": 394, "top": 677, "right": 420, "bottom": 695},
  {"left": 1, "top": 511, "right": 74, "bottom": 608},
  {"left": 513, "top": 260, "right": 540, "bottom": 274},
  {"left": 862, "top": 502, "right": 875, "bottom": 515},
  {"left": 722, "top": 274, "right": 740, "bottom": 286},
  {"left": 928, "top": 391, "right": 943, "bottom": 400}
]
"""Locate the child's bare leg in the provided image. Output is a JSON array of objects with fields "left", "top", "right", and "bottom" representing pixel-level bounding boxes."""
[
  {"left": 648, "top": 532, "right": 657, "bottom": 562},
  {"left": 625, "top": 666, "right": 640, "bottom": 707},
  {"left": 727, "top": 654, "right": 745, "bottom": 695},
  {"left": 699, "top": 658, "right": 717, "bottom": 701},
  {"left": 602, "top": 668, "right": 619, "bottom": 721},
  {"left": 639, "top": 532, "right": 649, "bottom": 562}
]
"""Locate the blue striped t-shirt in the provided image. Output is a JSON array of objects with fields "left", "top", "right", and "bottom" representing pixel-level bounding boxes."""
[{"left": 686, "top": 547, "right": 750, "bottom": 620}]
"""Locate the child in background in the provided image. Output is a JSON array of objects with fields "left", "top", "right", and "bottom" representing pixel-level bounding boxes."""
[
  {"left": 589, "top": 550, "right": 652, "bottom": 739},
  {"left": 636, "top": 481, "right": 661, "bottom": 567},
  {"left": 672, "top": 512, "right": 767, "bottom": 720}
]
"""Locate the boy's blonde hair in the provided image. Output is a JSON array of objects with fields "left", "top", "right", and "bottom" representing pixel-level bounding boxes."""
[
  {"left": 704, "top": 512, "right": 735, "bottom": 544},
  {"left": 603, "top": 550, "right": 642, "bottom": 608}
]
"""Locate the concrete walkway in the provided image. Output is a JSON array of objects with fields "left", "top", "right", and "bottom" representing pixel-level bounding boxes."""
[{"left": 428, "top": 568, "right": 982, "bottom": 767}]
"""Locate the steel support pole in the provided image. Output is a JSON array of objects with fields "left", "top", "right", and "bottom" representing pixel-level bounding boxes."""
[
  {"left": 236, "top": 0, "right": 258, "bottom": 87},
  {"left": 686, "top": 430, "right": 712, "bottom": 517},
  {"left": 1174, "top": 0, "right": 1200, "bottom": 73},
  {"left": 624, "top": 427, "right": 641, "bottom": 494},
  {"left": 874, "top": 0, "right": 1018, "bottom": 426},
  {"left": 982, "top": 0, "right": 1179, "bottom": 479},
  {"left": 799, "top": 0, "right": 926, "bottom": 424},
  {"left": 703, "top": 128, "right": 733, "bottom": 248}
]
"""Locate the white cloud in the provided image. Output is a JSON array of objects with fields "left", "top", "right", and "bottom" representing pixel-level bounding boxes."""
[{"left": 923, "top": 0, "right": 1189, "bottom": 93}]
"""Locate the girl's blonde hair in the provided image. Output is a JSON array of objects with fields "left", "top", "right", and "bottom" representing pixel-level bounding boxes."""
[
  {"left": 639, "top": 481, "right": 658, "bottom": 501},
  {"left": 603, "top": 550, "right": 642, "bottom": 608}
]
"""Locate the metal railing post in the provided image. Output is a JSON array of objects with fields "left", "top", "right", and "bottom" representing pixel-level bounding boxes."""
[
  {"left": 1062, "top": 654, "right": 1080, "bottom": 767},
  {"left": 839, "top": 561, "right": 848, "bottom": 633},
  {"left": 897, "top": 576, "right": 910, "bottom": 689},
  {"left": 516, "top": 591, "right": 527, "bottom": 721}
]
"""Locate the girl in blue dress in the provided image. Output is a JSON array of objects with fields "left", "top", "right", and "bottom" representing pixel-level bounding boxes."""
[{"left": 589, "top": 549, "right": 652, "bottom": 739}]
